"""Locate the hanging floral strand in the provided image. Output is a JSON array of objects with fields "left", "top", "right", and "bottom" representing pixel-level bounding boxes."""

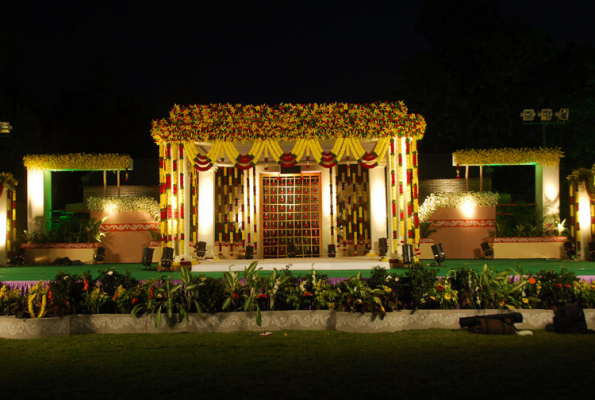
[{"left": 178, "top": 144, "right": 185, "bottom": 252}]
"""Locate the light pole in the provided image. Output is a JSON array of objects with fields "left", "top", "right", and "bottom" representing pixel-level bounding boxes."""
[
  {"left": 520, "top": 109, "right": 569, "bottom": 147},
  {"left": 0, "top": 121, "right": 12, "bottom": 138}
]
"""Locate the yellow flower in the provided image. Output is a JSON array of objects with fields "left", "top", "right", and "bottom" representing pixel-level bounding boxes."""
[
  {"left": 522, "top": 298, "right": 529, "bottom": 304},
  {"left": 444, "top": 293, "right": 452, "bottom": 301}
]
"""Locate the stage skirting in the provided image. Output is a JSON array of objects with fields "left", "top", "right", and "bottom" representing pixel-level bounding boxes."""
[{"left": 191, "top": 256, "right": 390, "bottom": 272}]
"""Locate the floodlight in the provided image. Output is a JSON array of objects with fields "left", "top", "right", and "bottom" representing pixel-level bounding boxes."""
[
  {"left": 161, "top": 247, "right": 174, "bottom": 269},
  {"left": 539, "top": 109, "right": 552, "bottom": 121},
  {"left": 402, "top": 244, "right": 414, "bottom": 266},
  {"left": 141, "top": 247, "right": 154, "bottom": 267},
  {"left": 481, "top": 241, "right": 493, "bottom": 258},
  {"left": 521, "top": 109, "right": 535, "bottom": 121},
  {"left": 555, "top": 108, "right": 569, "bottom": 121},
  {"left": 0, "top": 122, "right": 11, "bottom": 137},
  {"left": 431, "top": 243, "right": 446, "bottom": 266},
  {"left": 245, "top": 245, "right": 254, "bottom": 259},
  {"left": 195, "top": 241, "right": 207, "bottom": 258},
  {"left": 379, "top": 238, "right": 388, "bottom": 258},
  {"left": 94, "top": 247, "right": 106, "bottom": 263}
]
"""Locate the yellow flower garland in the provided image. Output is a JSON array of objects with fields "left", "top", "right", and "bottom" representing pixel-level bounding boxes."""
[
  {"left": 152, "top": 102, "right": 426, "bottom": 144},
  {"left": 452, "top": 148, "right": 564, "bottom": 167},
  {"left": 23, "top": 153, "right": 131, "bottom": 171}
]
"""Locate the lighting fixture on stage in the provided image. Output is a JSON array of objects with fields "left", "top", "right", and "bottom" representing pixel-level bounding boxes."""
[
  {"left": 245, "top": 245, "right": 254, "bottom": 260},
  {"left": 195, "top": 241, "right": 207, "bottom": 259},
  {"left": 10, "top": 249, "right": 25, "bottom": 266},
  {"left": 287, "top": 242, "right": 296, "bottom": 258},
  {"left": 161, "top": 247, "right": 174, "bottom": 269},
  {"left": 588, "top": 242, "right": 595, "bottom": 262},
  {"left": 402, "top": 244, "right": 414, "bottom": 266},
  {"left": 327, "top": 244, "right": 336, "bottom": 258},
  {"left": 521, "top": 109, "right": 535, "bottom": 122},
  {"left": 379, "top": 238, "right": 388, "bottom": 258},
  {"left": 431, "top": 243, "right": 446, "bottom": 266},
  {"left": 141, "top": 247, "right": 154, "bottom": 267},
  {"left": 94, "top": 247, "right": 106, "bottom": 263},
  {"left": 481, "top": 241, "right": 493, "bottom": 258},
  {"left": 564, "top": 241, "right": 575, "bottom": 259}
]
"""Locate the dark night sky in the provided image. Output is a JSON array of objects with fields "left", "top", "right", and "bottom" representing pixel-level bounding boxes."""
[{"left": 13, "top": 0, "right": 595, "bottom": 111}]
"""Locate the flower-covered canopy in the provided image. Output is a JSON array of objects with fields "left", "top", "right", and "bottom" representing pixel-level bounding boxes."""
[
  {"left": 151, "top": 101, "right": 426, "bottom": 144},
  {"left": 452, "top": 148, "right": 564, "bottom": 167},
  {"left": 23, "top": 153, "right": 132, "bottom": 171}
]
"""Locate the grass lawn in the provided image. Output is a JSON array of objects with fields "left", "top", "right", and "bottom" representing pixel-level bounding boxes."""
[{"left": 1, "top": 329, "right": 594, "bottom": 399}]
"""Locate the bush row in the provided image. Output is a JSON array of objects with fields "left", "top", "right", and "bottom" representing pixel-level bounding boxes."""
[{"left": 1, "top": 262, "right": 593, "bottom": 326}]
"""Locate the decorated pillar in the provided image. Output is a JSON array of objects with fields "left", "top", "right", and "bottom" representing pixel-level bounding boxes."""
[
  {"left": 368, "top": 165, "right": 387, "bottom": 256},
  {"left": 535, "top": 163, "right": 560, "bottom": 220},
  {"left": 27, "top": 169, "right": 52, "bottom": 233},
  {"left": 197, "top": 169, "right": 216, "bottom": 258}
]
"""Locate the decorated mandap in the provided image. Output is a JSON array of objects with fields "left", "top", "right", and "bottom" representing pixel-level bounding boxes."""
[{"left": 151, "top": 102, "right": 426, "bottom": 262}]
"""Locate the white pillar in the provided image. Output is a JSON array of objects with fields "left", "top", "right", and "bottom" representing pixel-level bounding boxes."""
[
  {"left": 0, "top": 188, "right": 7, "bottom": 264},
  {"left": 578, "top": 183, "right": 592, "bottom": 260},
  {"left": 369, "top": 165, "right": 387, "bottom": 256},
  {"left": 27, "top": 169, "right": 52, "bottom": 233},
  {"left": 198, "top": 169, "right": 216, "bottom": 258},
  {"left": 535, "top": 163, "right": 560, "bottom": 221}
]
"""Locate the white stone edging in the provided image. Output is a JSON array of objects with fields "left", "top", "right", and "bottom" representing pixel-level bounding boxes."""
[{"left": 1, "top": 309, "right": 592, "bottom": 339}]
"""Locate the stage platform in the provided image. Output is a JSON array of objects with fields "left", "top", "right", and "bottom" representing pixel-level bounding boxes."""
[{"left": 191, "top": 257, "right": 390, "bottom": 272}]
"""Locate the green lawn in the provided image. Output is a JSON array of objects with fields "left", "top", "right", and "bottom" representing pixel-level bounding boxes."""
[{"left": 1, "top": 329, "right": 594, "bottom": 399}]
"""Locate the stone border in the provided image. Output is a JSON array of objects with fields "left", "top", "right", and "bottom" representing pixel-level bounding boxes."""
[{"left": 2, "top": 309, "right": 593, "bottom": 339}]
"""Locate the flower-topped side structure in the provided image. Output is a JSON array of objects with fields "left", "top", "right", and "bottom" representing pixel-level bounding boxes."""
[
  {"left": 567, "top": 163, "right": 595, "bottom": 260},
  {"left": 153, "top": 102, "right": 426, "bottom": 263},
  {"left": 0, "top": 172, "right": 18, "bottom": 264},
  {"left": 23, "top": 153, "right": 133, "bottom": 234},
  {"left": 452, "top": 147, "right": 564, "bottom": 227},
  {"left": 23, "top": 153, "right": 131, "bottom": 171}
]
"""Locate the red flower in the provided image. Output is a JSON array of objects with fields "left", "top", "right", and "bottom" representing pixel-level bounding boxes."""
[
  {"left": 232, "top": 294, "right": 239, "bottom": 299},
  {"left": 556, "top": 283, "right": 562, "bottom": 289},
  {"left": 48, "top": 291, "right": 53, "bottom": 301},
  {"left": 529, "top": 278, "right": 536, "bottom": 285},
  {"left": 149, "top": 287, "right": 154, "bottom": 299},
  {"left": 303, "top": 292, "right": 314, "bottom": 297},
  {"left": 565, "top": 284, "right": 572, "bottom": 289},
  {"left": 131, "top": 298, "right": 138, "bottom": 305},
  {"left": 83, "top": 278, "right": 89, "bottom": 291},
  {"left": 257, "top": 293, "right": 268, "bottom": 299},
  {"left": 113, "top": 293, "right": 118, "bottom": 301},
  {"left": 436, "top": 285, "right": 445, "bottom": 291}
]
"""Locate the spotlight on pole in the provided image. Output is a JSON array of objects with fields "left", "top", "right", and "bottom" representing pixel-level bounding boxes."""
[
  {"left": 521, "top": 109, "right": 535, "bottom": 122},
  {"left": 0, "top": 122, "right": 12, "bottom": 138}
]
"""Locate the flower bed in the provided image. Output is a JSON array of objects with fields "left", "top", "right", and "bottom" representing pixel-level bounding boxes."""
[{"left": 1, "top": 262, "right": 594, "bottom": 339}]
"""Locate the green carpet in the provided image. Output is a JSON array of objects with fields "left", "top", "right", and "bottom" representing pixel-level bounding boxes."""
[{"left": 1, "top": 258, "right": 595, "bottom": 282}]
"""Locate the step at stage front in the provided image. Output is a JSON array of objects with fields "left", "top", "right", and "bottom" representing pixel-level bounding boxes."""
[{"left": 191, "top": 257, "right": 390, "bottom": 272}]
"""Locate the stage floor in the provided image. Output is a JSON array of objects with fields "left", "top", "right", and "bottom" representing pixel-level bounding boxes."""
[{"left": 191, "top": 256, "right": 390, "bottom": 272}]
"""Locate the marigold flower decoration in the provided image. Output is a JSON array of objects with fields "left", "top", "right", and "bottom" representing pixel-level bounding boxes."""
[{"left": 151, "top": 102, "right": 426, "bottom": 144}]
